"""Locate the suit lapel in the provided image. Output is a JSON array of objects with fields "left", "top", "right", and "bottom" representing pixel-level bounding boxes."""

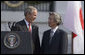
[
  {"left": 50, "top": 28, "right": 60, "bottom": 44},
  {"left": 32, "top": 25, "right": 35, "bottom": 31},
  {"left": 32, "top": 24, "right": 36, "bottom": 33},
  {"left": 53, "top": 28, "right": 60, "bottom": 37},
  {"left": 21, "top": 19, "right": 28, "bottom": 31},
  {"left": 46, "top": 29, "right": 51, "bottom": 39},
  {"left": 47, "top": 30, "right": 51, "bottom": 44}
]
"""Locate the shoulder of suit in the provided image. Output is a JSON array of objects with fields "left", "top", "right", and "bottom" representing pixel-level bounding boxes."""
[
  {"left": 16, "top": 20, "right": 24, "bottom": 24},
  {"left": 32, "top": 24, "right": 39, "bottom": 28},
  {"left": 58, "top": 29, "right": 67, "bottom": 34},
  {"left": 44, "top": 29, "right": 51, "bottom": 34},
  {"left": 14, "top": 19, "right": 25, "bottom": 26}
]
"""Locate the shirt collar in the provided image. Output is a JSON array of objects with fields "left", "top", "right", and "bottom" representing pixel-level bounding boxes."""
[
  {"left": 51, "top": 26, "right": 58, "bottom": 33},
  {"left": 24, "top": 18, "right": 29, "bottom": 28}
]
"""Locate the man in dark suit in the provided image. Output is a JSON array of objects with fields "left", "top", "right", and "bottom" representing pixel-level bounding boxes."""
[
  {"left": 11, "top": 6, "right": 40, "bottom": 54},
  {"left": 40, "top": 12, "right": 68, "bottom": 54}
]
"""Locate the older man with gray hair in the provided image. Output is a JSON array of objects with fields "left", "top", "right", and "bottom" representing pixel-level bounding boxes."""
[
  {"left": 11, "top": 6, "right": 40, "bottom": 54},
  {"left": 40, "top": 12, "right": 68, "bottom": 54}
]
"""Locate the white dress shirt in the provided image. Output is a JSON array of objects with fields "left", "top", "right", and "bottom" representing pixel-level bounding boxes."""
[{"left": 51, "top": 26, "right": 59, "bottom": 37}]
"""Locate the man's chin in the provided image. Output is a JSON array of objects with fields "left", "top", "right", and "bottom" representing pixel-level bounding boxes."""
[{"left": 30, "top": 21, "right": 34, "bottom": 23}]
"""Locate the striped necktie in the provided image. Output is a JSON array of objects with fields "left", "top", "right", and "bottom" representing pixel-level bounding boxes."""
[
  {"left": 28, "top": 23, "right": 32, "bottom": 32},
  {"left": 49, "top": 30, "right": 54, "bottom": 44},
  {"left": 28, "top": 23, "right": 34, "bottom": 53}
]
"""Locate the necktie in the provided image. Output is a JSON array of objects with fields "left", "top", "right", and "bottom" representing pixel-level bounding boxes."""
[
  {"left": 28, "top": 23, "right": 34, "bottom": 53},
  {"left": 49, "top": 30, "right": 54, "bottom": 44},
  {"left": 28, "top": 23, "right": 32, "bottom": 33}
]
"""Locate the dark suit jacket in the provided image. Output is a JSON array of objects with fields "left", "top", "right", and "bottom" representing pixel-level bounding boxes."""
[
  {"left": 11, "top": 19, "right": 40, "bottom": 54},
  {"left": 40, "top": 28, "right": 68, "bottom": 54}
]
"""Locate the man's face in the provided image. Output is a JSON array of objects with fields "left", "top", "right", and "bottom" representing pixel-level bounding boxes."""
[
  {"left": 48, "top": 15, "right": 57, "bottom": 28},
  {"left": 26, "top": 10, "right": 37, "bottom": 23}
]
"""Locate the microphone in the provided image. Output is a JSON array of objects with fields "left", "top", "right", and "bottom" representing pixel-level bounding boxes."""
[
  {"left": 8, "top": 22, "right": 11, "bottom": 30},
  {"left": 8, "top": 22, "right": 16, "bottom": 30}
]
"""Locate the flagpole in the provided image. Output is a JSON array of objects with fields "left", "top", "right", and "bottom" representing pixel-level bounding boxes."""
[{"left": 72, "top": 32, "right": 73, "bottom": 54}]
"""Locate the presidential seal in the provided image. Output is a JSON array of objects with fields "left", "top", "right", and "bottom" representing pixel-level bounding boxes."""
[{"left": 4, "top": 32, "right": 20, "bottom": 49}]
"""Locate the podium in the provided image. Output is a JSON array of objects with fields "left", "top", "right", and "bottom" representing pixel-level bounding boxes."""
[{"left": 1, "top": 31, "right": 33, "bottom": 54}]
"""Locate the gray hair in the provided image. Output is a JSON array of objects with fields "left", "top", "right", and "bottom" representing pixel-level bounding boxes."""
[
  {"left": 24, "top": 6, "right": 37, "bottom": 16},
  {"left": 49, "top": 12, "right": 62, "bottom": 25}
]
